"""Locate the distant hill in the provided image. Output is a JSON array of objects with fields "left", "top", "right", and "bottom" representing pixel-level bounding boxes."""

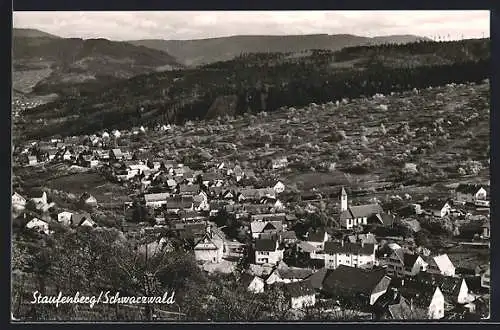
[
  {"left": 13, "top": 28, "right": 61, "bottom": 39},
  {"left": 12, "top": 28, "right": 183, "bottom": 96},
  {"left": 18, "top": 38, "right": 489, "bottom": 140},
  {"left": 128, "top": 34, "right": 430, "bottom": 66}
]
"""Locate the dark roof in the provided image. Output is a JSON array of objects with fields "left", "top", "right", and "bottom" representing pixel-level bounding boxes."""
[
  {"left": 413, "top": 273, "right": 464, "bottom": 302},
  {"left": 403, "top": 253, "right": 419, "bottom": 268},
  {"left": 340, "top": 204, "right": 383, "bottom": 220},
  {"left": 387, "top": 296, "right": 413, "bottom": 320},
  {"left": 278, "top": 267, "right": 314, "bottom": 280},
  {"left": 283, "top": 280, "right": 315, "bottom": 298},
  {"left": 166, "top": 196, "right": 193, "bottom": 209},
  {"left": 255, "top": 238, "right": 278, "bottom": 252},
  {"left": 420, "top": 199, "right": 449, "bottom": 211},
  {"left": 71, "top": 212, "right": 92, "bottom": 226},
  {"left": 307, "top": 230, "right": 326, "bottom": 242},
  {"left": 456, "top": 184, "right": 485, "bottom": 195},
  {"left": 262, "top": 215, "right": 287, "bottom": 222},
  {"left": 322, "top": 265, "right": 389, "bottom": 296},
  {"left": 309, "top": 268, "right": 328, "bottom": 290},
  {"left": 324, "top": 241, "right": 375, "bottom": 255},
  {"left": 240, "top": 273, "right": 260, "bottom": 288}
]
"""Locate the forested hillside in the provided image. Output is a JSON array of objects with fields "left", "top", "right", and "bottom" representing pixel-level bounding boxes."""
[
  {"left": 12, "top": 29, "right": 182, "bottom": 96},
  {"left": 128, "top": 33, "right": 429, "bottom": 66},
  {"left": 18, "top": 39, "right": 490, "bottom": 140}
]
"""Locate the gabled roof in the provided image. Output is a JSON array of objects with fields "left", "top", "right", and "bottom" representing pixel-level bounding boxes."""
[
  {"left": 414, "top": 273, "right": 464, "bottom": 302},
  {"left": 309, "top": 268, "right": 328, "bottom": 290},
  {"left": 403, "top": 253, "right": 420, "bottom": 268},
  {"left": 456, "top": 183, "right": 485, "bottom": 195},
  {"left": 350, "top": 204, "right": 384, "bottom": 218},
  {"left": 71, "top": 212, "right": 92, "bottom": 226},
  {"left": 144, "top": 193, "right": 169, "bottom": 202},
  {"left": 282, "top": 280, "right": 315, "bottom": 298},
  {"left": 250, "top": 221, "right": 267, "bottom": 234},
  {"left": 431, "top": 254, "right": 455, "bottom": 273},
  {"left": 194, "top": 233, "right": 221, "bottom": 250},
  {"left": 297, "top": 241, "right": 319, "bottom": 253},
  {"left": 262, "top": 215, "right": 287, "bottom": 222},
  {"left": 255, "top": 238, "right": 278, "bottom": 252},
  {"left": 179, "top": 184, "right": 199, "bottom": 193},
  {"left": 340, "top": 204, "right": 383, "bottom": 220},
  {"left": 399, "top": 278, "right": 442, "bottom": 308},
  {"left": 278, "top": 267, "right": 314, "bottom": 280},
  {"left": 307, "top": 230, "right": 327, "bottom": 242},
  {"left": 346, "top": 233, "right": 378, "bottom": 245},
  {"left": 388, "top": 296, "right": 413, "bottom": 320},
  {"left": 166, "top": 196, "right": 193, "bottom": 209},
  {"left": 111, "top": 148, "right": 123, "bottom": 156},
  {"left": 420, "top": 199, "right": 450, "bottom": 211},
  {"left": 322, "top": 266, "right": 389, "bottom": 296},
  {"left": 369, "top": 212, "right": 395, "bottom": 226},
  {"left": 240, "top": 273, "right": 262, "bottom": 288},
  {"left": 324, "top": 241, "right": 375, "bottom": 255}
]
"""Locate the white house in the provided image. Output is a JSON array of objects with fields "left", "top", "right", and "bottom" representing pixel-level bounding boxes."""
[
  {"left": 12, "top": 192, "right": 26, "bottom": 211},
  {"left": 426, "top": 254, "right": 456, "bottom": 277},
  {"left": 381, "top": 250, "right": 428, "bottom": 277},
  {"left": 271, "top": 157, "right": 288, "bottom": 170},
  {"left": 420, "top": 199, "right": 451, "bottom": 218},
  {"left": 427, "top": 287, "right": 446, "bottom": 319},
  {"left": 250, "top": 220, "right": 283, "bottom": 239},
  {"left": 144, "top": 193, "right": 169, "bottom": 208},
  {"left": 57, "top": 211, "right": 74, "bottom": 226},
  {"left": 193, "top": 191, "right": 210, "bottom": 211},
  {"left": 305, "top": 230, "right": 329, "bottom": 250},
  {"left": 240, "top": 273, "right": 265, "bottom": 294},
  {"left": 284, "top": 281, "right": 316, "bottom": 309},
  {"left": 455, "top": 184, "right": 487, "bottom": 204},
  {"left": 398, "top": 281, "right": 445, "bottom": 320},
  {"left": 80, "top": 218, "right": 97, "bottom": 227},
  {"left": 194, "top": 224, "right": 224, "bottom": 264},
  {"left": 255, "top": 239, "right": 284, "bottom": 265},
  {"left": 323, "top": 241, "right": 376, "bottom": 270},
  {"left": 26, "top": 218, "right": 51, "bottom": 235},
  {"left": 481, "top": 267, "right": 490, "bottom": 289},
  {"left": 62, "top": 150, "right": 73, "bottom": 161},
  {"left": 27, "top": 155, "right": 38, "bottom": 166},
  {"left": 265, "top": 266, "right": 314, "bottom": 285}
]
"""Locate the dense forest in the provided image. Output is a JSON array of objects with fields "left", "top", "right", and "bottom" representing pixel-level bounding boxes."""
[{"left": 19, "top": 39, "right": 490, "bottom": 139}]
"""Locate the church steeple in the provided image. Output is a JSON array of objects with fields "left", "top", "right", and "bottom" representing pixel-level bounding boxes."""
[{"left": 340, "top": 186, "right": 348, "bottom": 212}]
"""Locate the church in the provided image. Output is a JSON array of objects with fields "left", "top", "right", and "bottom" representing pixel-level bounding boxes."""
[{"left": 338, "top": 187, "right": 385, "bottom": 229}]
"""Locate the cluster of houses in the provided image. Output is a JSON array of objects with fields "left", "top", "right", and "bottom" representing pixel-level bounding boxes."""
[
  {"left": 173, "top": 183, "right": 489, "bottom": 319},
  {"left": 12, "top": 130, "right": 490, "bottom": 319},
  {"left": 12, "top": 189, "right": 99, "bottom": 235}
]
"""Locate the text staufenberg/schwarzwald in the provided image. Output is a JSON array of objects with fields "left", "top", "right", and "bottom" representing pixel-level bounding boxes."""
[{"left": 30, "top": 291, "right": 176, "bottom": 308}]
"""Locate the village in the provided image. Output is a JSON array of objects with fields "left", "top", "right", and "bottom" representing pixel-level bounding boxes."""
[{"left": 11, "top": 82, "right": 490, "bottom": 321}]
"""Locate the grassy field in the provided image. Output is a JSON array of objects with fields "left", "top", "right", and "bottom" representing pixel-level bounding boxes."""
[{"left": 45, "top": 172, "right": 130, "bottom": 204}]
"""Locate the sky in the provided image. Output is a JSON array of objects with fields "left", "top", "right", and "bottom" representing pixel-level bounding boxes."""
[{"left": 13, "top": 10, "right": 490, "bottom": 41}]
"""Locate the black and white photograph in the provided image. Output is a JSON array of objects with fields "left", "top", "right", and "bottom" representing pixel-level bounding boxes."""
[{"left": 11, "top": 10, "right": 491, "bottom": 321}]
